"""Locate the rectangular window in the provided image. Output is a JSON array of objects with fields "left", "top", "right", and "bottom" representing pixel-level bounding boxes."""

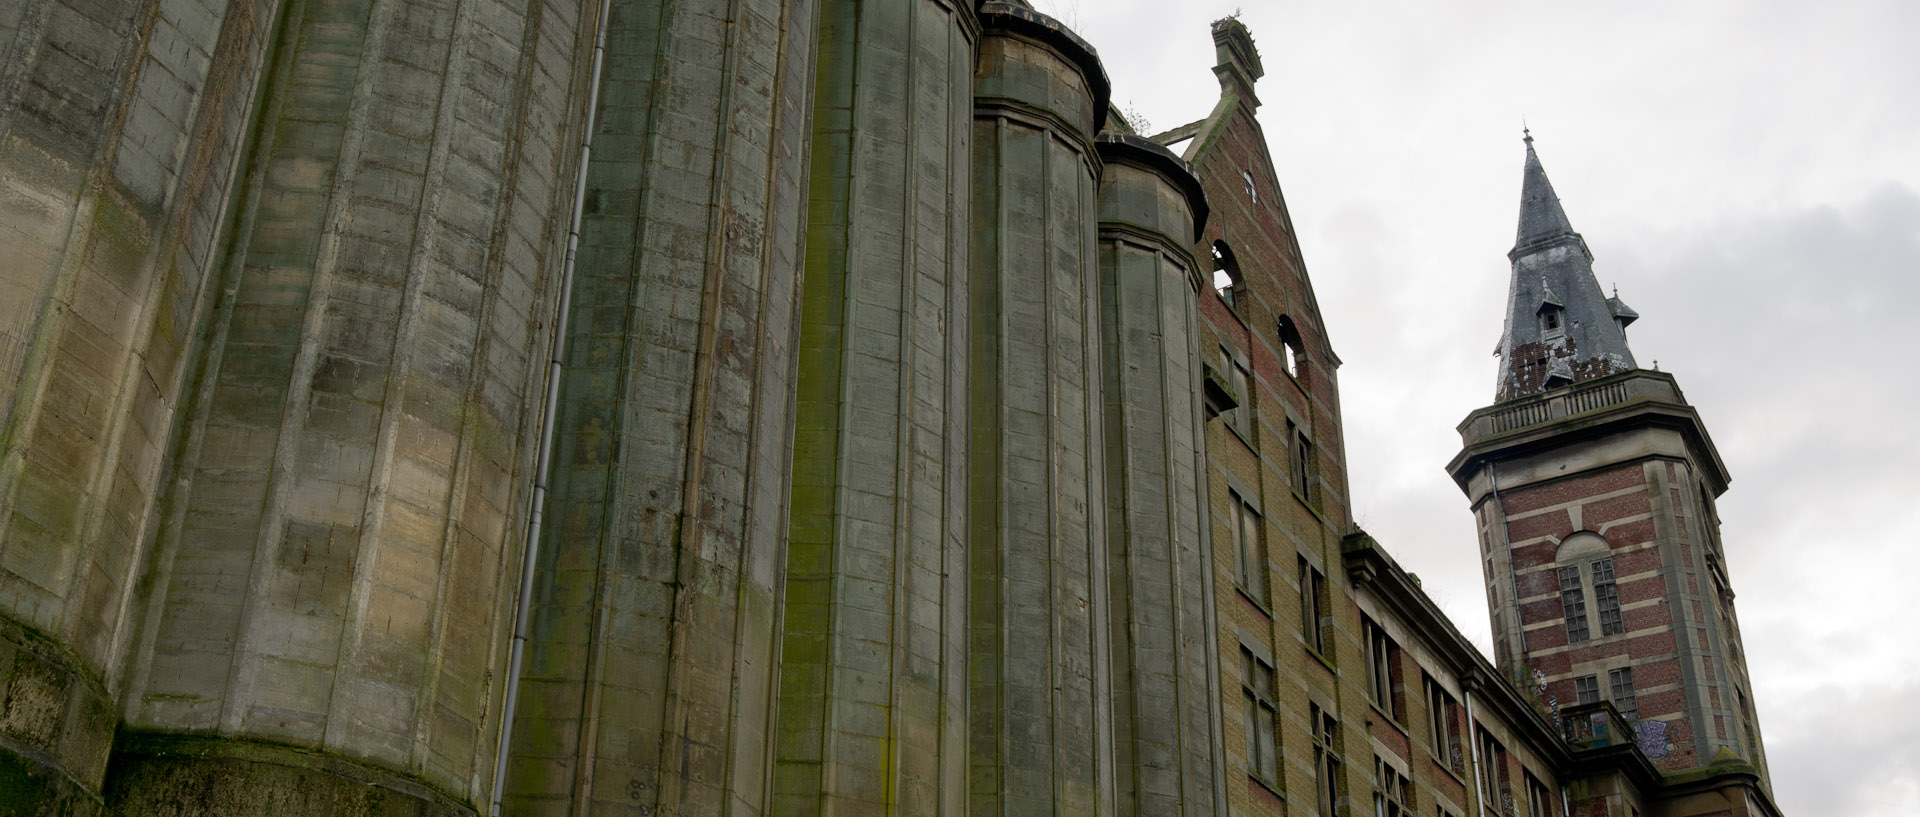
[
  {"left": 1592, "top": 557, "right": 1623, "bottom": 637},
  {"left": 1231, "top": 493, "right": 1266, "bottom": 605},
  {"left": 1476, "top": 727, "right": 1506, "bottom": 804},
  {"left": 1609, "top": 667, "right": 1638, "bottom": 721},
  {"left": 1242, "top": 647, "right": 1279, "bottom": 785},
  {"left": 1313, "top": 704, "right": 1340, "bottom": 816},
  {"left": 1374, "top": 755, "right": 1414, "bottom": 817},
  {"left": 1226, "top": 348, "right": 1253, "bottom": 440},
  {"left": 1525, "top": 772, "right": 1553, "bottom": 817},
  {"left": 1574, "top": 675, "right": 1599, "bottom": 705},
  {"left": 1364, "top": 617, "right": 1399, "bottom": 720},
  {"left": 1424, "top": 675, "right": 1456, "bottom": 761},
  {"left": 1301, "top": 559, "right": 1327, "bottom": 655},
  {"left": 1558, "top": 566, "right": 1589, "bottom": 643}
]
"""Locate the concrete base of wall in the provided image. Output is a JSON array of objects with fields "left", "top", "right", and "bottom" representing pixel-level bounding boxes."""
[
  {"left": 0, "top": 621, "right": 115, "bottom": 816},
  {"left": 103, "top": 735, "right": 475, "bottom": 817}
]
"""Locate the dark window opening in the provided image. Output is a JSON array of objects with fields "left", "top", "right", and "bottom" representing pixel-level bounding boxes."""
[
  {"left": 1212, "top": 242, "right": 1247, "bottom": 311},
  {"left": 1277, "top": 315, "right": 1305, "bottom": 381}
]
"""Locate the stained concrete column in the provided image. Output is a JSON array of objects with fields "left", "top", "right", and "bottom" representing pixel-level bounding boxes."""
[
  {"left": 968, "top": 5, "right": 1114, "bottom": 814},
  {"left": 774, "top": 0, "right": 975, "bottom": 814},
  {"left": 498, "top": 0, "right": 819, "bottom": 815},
  {"left": 1093, "top": 134, "right": 1222, "bottom": 817},
  {"left": 0, "top": 0, "right": 336, "bottom": 801},
  {"left": 106, "top": 0, "right": 596, "bottom": 806}
]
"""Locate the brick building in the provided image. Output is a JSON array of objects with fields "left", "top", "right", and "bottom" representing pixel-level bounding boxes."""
[{"left": 0, "top": 0, "right": 1780, "bottom": 814}]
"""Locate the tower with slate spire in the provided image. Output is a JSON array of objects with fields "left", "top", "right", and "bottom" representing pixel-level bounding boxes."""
[
  {"left": 1449, "top": 136, "right": 1774, "bottom": 785},
  {"left": 1496, "top": 131, "right": 1643, "bottom": 400}
]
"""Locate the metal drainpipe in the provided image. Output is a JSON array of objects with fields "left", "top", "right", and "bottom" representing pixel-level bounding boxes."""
[
  {"left": 1466, "top": 684, "right": 1488, "bottom": 815},
  {"left": 489, "top": 0, "right": 612, "bottom": 811}
]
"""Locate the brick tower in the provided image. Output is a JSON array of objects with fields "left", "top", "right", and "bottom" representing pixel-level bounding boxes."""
[{"left": 1448, "top": 135, "right": 1772, "bottom": 784}]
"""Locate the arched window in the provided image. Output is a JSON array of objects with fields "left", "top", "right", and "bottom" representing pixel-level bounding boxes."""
[
  {"left": 1212, "top": 241, "right": 1246, "bottom": 311},
  {"left": 1277, "top": 315, "right": 1305, "bottom": 381}
]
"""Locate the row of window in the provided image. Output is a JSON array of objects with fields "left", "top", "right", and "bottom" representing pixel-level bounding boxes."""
[
  {"left": 1228, "top": 492, "right": 1328, "bottom": 613},
  {"left": 1218, "top": 348, "right": 1318, "bottom": 507},
  {"left": 1211, "top": 244, "right": 1306, "bottom": 377},
  {"left": 1235, "top": 661, "right": 1562, "bottom": 817}
]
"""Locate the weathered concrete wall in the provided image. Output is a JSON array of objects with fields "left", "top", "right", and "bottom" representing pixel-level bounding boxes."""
[
  {"left": 774, "top": 0, "right": 974, "bottom": 813},
  {"left": 109, "top": 0, "right": 596, "bottom": 803},
  {"left": 1092, "top": 134, "right": 1221, "bottom": 817},
  {"left": 499, "top": 0, "right": 818, "bottom": 814},
  {"left": 0, "top": 0, "right": 291, "bottom": 799},
  {"left": 968, "top": 5, "right": 1113, "bottom": 814}
]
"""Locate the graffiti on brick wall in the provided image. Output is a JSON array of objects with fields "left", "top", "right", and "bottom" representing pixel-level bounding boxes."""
[{"left": 1636, "top": 718, "right": 1670, "bottom": 759}]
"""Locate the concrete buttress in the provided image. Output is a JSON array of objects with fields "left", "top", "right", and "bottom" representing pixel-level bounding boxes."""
[
  {"left": 498, "top": 0, "right": 819, "bottom": 815},
  {"left": 0, "top": 0, "right": 383, "bottom": 801},
  {"left": 1092, "top": 134, "right": 1223, "bottom": 817},
  {"left": 967, "top": 5, "right": 1114, "bottom": 814},
  {"left": 104, "top": 0, "right": 595, "bottom": 803},
  {"left": 775, "top": 0, "right": 975, "bottom": 814}
]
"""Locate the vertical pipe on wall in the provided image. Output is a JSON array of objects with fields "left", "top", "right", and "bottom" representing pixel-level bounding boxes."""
[{"left": 486, "top": 0, "right": 611, "bottom": 809}]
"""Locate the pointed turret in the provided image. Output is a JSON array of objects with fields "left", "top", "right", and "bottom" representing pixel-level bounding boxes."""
[
  {"left": 1516, "top": 133, "right": 1578, "bottom": 247},
  {"left": 1495, "top": 134, "right": 1637, "bottom": 400}
]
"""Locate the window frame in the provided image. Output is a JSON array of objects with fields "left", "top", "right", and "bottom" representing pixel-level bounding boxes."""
[
  {"left": 1223, "top": 345, "right": 1254, "bottom": 441},
  {"left": 1574, "top": 675, "right": 1599, "bottom": 705},
  {"left": 1591, "top": 557, "right": 1622, "bottom": 637},
  {"left": 1313, "top": 703, "right": 1341, "bottom": 816},
  {"left": 1609, "top": 667, "right": 1638, "bottom": 721},
  {"left": 1289, "top": 424, "right": 1315, "bottom": 507},
  {"left": 1241, "top": 647, "right": 1280, "bottom": 786},
  {"left": 1557, "top": 565, "right": 1589, "bottom": 643},
  {"left": 1424, "top": 675, "right": 1457, "bottom": 767},
  {"left": 1374, "top": 754, "right": 1415, "bottom": 817},
  {"left": 1364, "top": 617, "right": 1400, "bottom": 721},
  {"left": 1525, "top": 772, "right": 1554, "bottom": 817},
  {"left": 1230, "top": 491, "right": 1266, "bottom": 606},
  {"left": 1301, "top": 559, "right": 1328, "bottom": 656}
]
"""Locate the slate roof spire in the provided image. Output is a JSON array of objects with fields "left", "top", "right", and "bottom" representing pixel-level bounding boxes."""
[
  {"left": 1494, "top": 134, "right": 1638, "bottom": 401},
  {"left": 1516, "top": 129, "right": 1578, "bottom": 248}
]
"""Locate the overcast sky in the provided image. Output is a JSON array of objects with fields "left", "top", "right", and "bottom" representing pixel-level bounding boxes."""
[{"left": 1030, "top": 1, "right": 1920, "bottom": 813}]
